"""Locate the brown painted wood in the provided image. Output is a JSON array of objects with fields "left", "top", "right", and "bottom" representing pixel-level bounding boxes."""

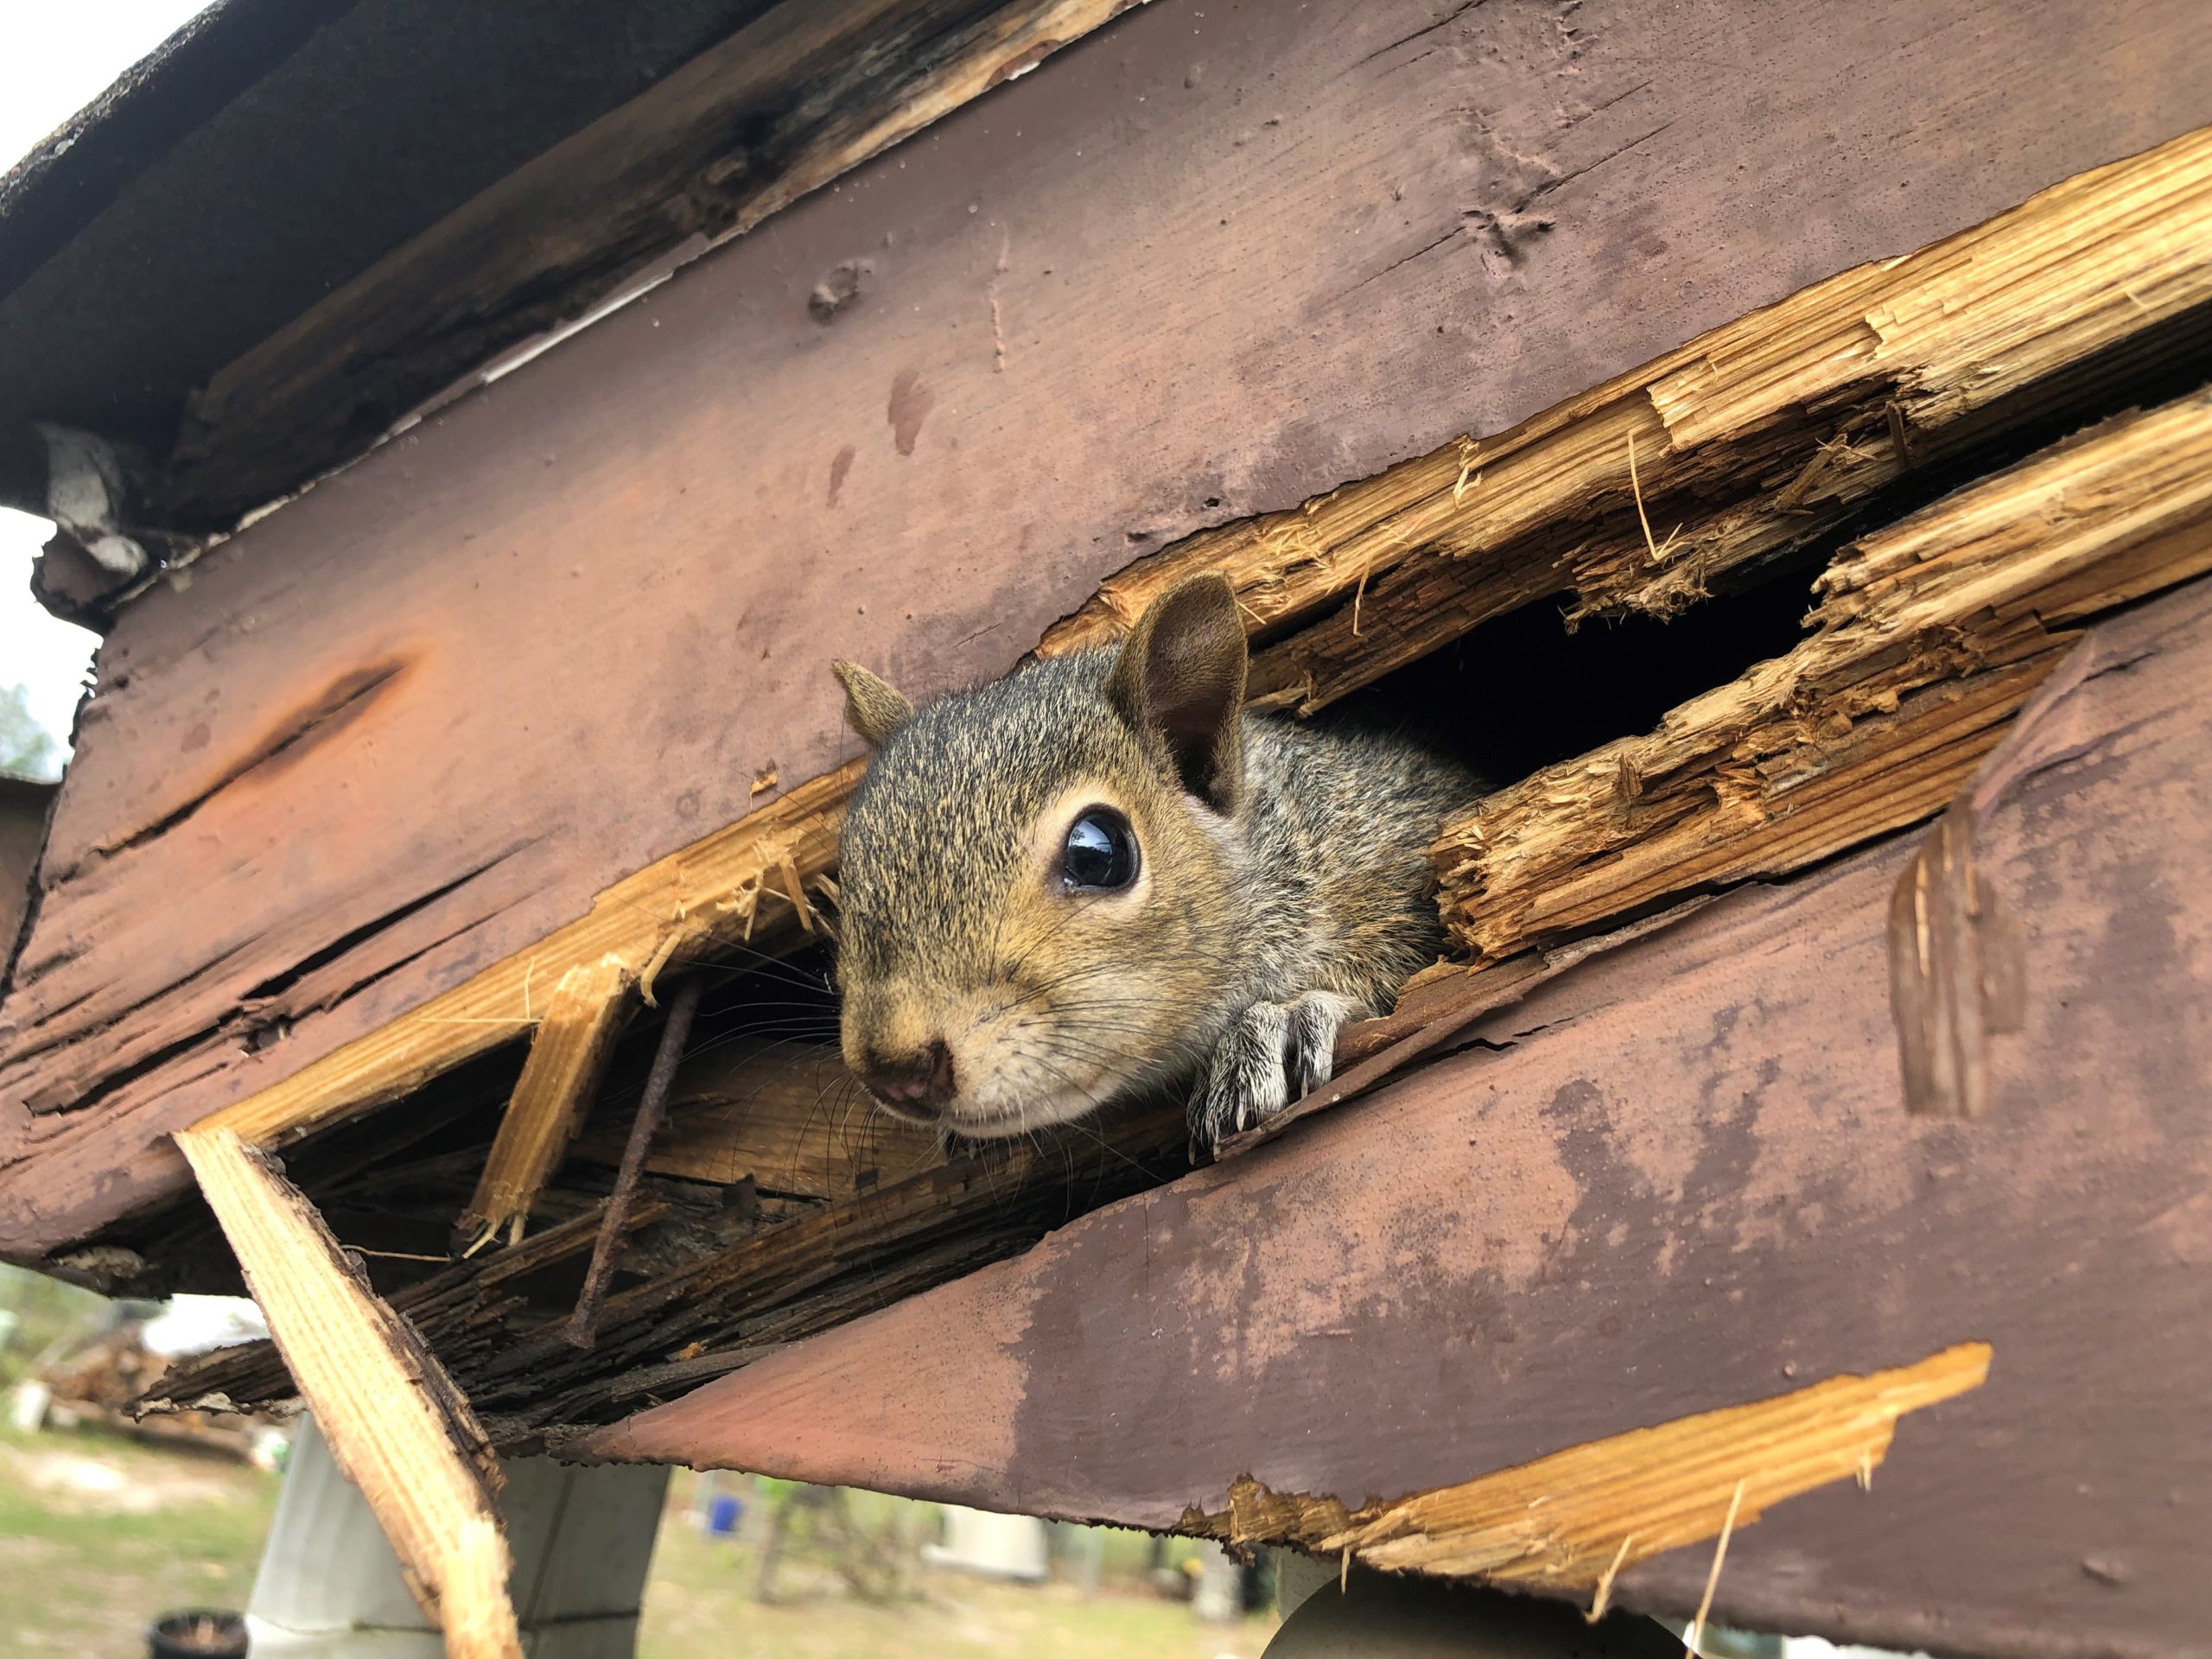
[
  {"left": 7, "top": 0, "right": 2211, "bottom": 1260},
  {"left": 590, "top": 578, "right": 2212, "bottom": 1659},
  {"left": 86, "top": 122, "right": 2212, "bottom": 1219},
  {"left": 158, "top": 0, "right": 1150, "bottom": 530}
]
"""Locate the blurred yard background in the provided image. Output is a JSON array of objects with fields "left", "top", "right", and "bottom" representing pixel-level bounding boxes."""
[{"left": 1, "top": 1265, "right": 1276, "bottom": 1658}]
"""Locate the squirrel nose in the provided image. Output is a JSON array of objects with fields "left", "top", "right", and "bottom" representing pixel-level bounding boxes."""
[{"left": 861, "top": 1039, "right": 957, "bottom": 1116}]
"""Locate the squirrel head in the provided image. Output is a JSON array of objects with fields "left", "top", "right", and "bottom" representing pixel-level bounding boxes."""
[{"left": 830, "top": 575, "right": 1249, "bottom": 1136}]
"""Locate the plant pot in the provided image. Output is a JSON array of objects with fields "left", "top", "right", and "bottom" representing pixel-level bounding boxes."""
[{"left": 146, "top": 1608, "right": 248, "bottom": 1657}]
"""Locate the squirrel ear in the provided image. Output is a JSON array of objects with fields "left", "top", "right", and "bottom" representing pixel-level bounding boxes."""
[
  {"left": 831, "top": 659, "right": 915, "bottom": 749},
  {"left": 1106, "top": 573, "right": 1248, "bottom": 813}
]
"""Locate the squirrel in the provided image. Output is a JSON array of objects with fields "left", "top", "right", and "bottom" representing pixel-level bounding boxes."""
[{"left": 829, "top": 572, "right": 1482, "bottom": 1154}]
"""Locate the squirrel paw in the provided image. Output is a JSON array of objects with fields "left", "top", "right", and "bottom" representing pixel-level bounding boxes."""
[{"left": 1188, "top": 991, "right": 1353, "bottom": 1157}]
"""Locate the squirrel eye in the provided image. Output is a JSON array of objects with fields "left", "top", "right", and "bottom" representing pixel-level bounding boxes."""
[{"left": 1061, "top": 807, "right": 1139, "bottom": 891}]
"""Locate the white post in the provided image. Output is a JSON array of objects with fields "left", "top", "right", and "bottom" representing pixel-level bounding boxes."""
[{"left": 246, "top": 1416, "right": 670, "bottom": 1657}]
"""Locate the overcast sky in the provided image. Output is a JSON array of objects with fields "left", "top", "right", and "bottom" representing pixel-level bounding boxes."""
[{"left": 2, "top": 1, "right": 212, "bottom": 761}]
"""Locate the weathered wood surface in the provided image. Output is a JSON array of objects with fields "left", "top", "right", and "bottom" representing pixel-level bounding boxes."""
[
  {"left": 1434, "top": 386, "right": 2212, "bottom": 961},
  {"left": 72, "top": 120, "right": 2212, "bottom": 1230},
  {"left": 591, "top": 578, "right": 2212, "bottom": 1659},
  {"left": 7, "top": 0, "right": 2212, "bottom": 1260},
  {"left": 158, "top": 0, "right": 1154, "bottom": 529}
]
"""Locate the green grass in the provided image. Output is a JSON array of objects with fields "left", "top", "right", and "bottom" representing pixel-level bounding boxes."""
[
  {"left": 0, "top": 1424, "right": 1275, "bottom": 1658},
  {"left": 642, "top": 1512, "right": 1274, "bottom": 1659},
  {"left": 0, "top": 1423, "right": 280, "bottom": 1656}
]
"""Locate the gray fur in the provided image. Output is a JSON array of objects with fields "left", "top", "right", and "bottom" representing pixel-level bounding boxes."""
[{"left": 834, "top": 643, "right": 1481, "bottom": 1152}]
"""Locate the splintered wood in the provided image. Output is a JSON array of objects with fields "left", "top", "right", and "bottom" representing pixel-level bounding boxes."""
[
  {"left": 458, "top": 955, "right": 634, "bottom": 1251},
  {"left": 165, "top": 127, "right": 2212, "bottom": 1163},
  {"left": 1434, "top": 388, "right": 2212, "bottom": 962},
  {"left": 174, "top": 1126, "right": 522, "bottom": 1659},
  {"left": 192, "top": 760, "right": 857, "bottom": 1151},
  {"left": 1180, "top": 1342, "right": 1991, "bottom": 1588},
  {"left": 1888, "top": 807, "right": 2029, "bottom": 1119},
  {"left": 1039, "top": 124, "right": 2212, "bottom": 715},
  {"left": 158, "top": 1071, "right": 1187, "bottom": 1436}
]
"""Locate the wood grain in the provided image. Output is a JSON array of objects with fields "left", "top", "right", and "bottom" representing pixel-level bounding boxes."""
[
  {"left": 9, "top": 0, "right": 2212, "bottom": 1257},
  {"left": 161, "top": 0, "right": 1155, "bottom": 526},
  {"left": 571, "top": 1034, "right": 940, "bottom": 1201},
  {"left": 1432, "top": 387, "right": 2212, "bottom": 960},
  {"left": 1183, "top": 1343, "right": 1990, "bottom": 1589},
  {"left": 588, "top": 575, "right": 2212, "bottom": 1659},
  {"left": 175, "top": 1126, "right": 522, "bottom": 1656}
]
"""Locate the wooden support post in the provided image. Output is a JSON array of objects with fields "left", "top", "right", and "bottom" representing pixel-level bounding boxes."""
[
  {"left": 456, "top": 955, "right": 635, "bottom": 1253},
  {"left": 246, "top": 1414, "right": 671, "bottom": 1657},
  {"left": 175, "top": 1126, "right": 524, "bottom": 1659}
]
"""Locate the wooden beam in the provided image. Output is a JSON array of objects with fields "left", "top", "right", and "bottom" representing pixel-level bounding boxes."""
[
  {"left": 1040, "top": 124, "right": 2212, "bottom": 715},
  {"left": 581, "top": 576, "right": 2212, "bottom": 1658},
  {"left": 157, "top": 0, "right": 1154, "bottom": 527},
  {"left": 1433, "top": 386, "right": 2212, "bottom": 962},
  {"left": 58, "top": 133, "right": 2212, "bottom": 1189},
  {"left": 175, "top": 1125, "right": 523, "bottom": 1658},
  {"left": 12, "top": 0, "right": 2212, "bottom": 1259}
]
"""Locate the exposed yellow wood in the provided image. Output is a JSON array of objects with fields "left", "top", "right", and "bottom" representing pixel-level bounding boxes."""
[
  {"left": 1181, "top": 1341, "right": 1991, "bottom": 1588},
  {"left": 1039, "top": 124, "right": 2212, "bottom": 712},
  {"left": 175, "top": 1126, "right": 522, "bottom": 1659},
  {"left": 188, "top": 127, "right": 2212, "bottom": 1157},
  {"left": 571, "top": 1034, "right": 940, "bottom": 1201},
  {"left": 194, "top": 760, "right": 859, "bottom": 1149},
  {"left": 1434, "top": 388, "right": 2212, "bottom": 962},
  {"left": 458, "top": 955, "right": 636, "bottom": 1249}
]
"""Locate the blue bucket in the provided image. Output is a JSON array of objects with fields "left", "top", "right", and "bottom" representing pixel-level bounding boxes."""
[{"left": 708, "top": 1494, "right": 744, "bottom": 1535}]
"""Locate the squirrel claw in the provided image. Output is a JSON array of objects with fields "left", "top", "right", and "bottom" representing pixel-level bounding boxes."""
[{"left": 1187, "top": 991, "right": 1353, "bottom": 1158}]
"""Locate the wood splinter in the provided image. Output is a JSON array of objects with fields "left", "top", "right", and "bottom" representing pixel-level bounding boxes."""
[
  {"left": 175, "top": 1125, "right": 523, "bottom": 1659},
  {"left": 456, "top": 955, "right": 636, "bottom": 1255},
  {"left": 565, "top": 975, "right": 704, "bottom": 1348}
]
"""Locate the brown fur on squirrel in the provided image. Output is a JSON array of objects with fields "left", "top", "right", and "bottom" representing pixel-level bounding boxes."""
[{"left": 830, "top": 574, "right": 1481, "bottom": 1152}]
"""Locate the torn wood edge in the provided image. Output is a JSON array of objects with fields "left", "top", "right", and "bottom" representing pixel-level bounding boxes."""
[
  {"left": 1434, "top": 387, "right": 2212, "bottom": 964},
  {"left": 190, "top": 759, "right": 859, "bottom": 1150},
  {"left": 1883, "top": 624, "right": 2107, "bottom": 1119},
  {"left": 1040, "top": 128, "right": 2212, "bottom": 678},
  {"left": 174, "top": 1124, "right": 523, "bottom": 1659},
  {"left": 1179, "top": 1341, "right": 1991, "bottom": 1591},
  {"left": 1887, "top": 806, "right": 2028, "bottom": 1119},
  {"left": 457, "top": 954, "right": 636, "bottom": 1251},
  {"left": 103, "top": 129, "right": 2212, "bottom": 1180}
]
